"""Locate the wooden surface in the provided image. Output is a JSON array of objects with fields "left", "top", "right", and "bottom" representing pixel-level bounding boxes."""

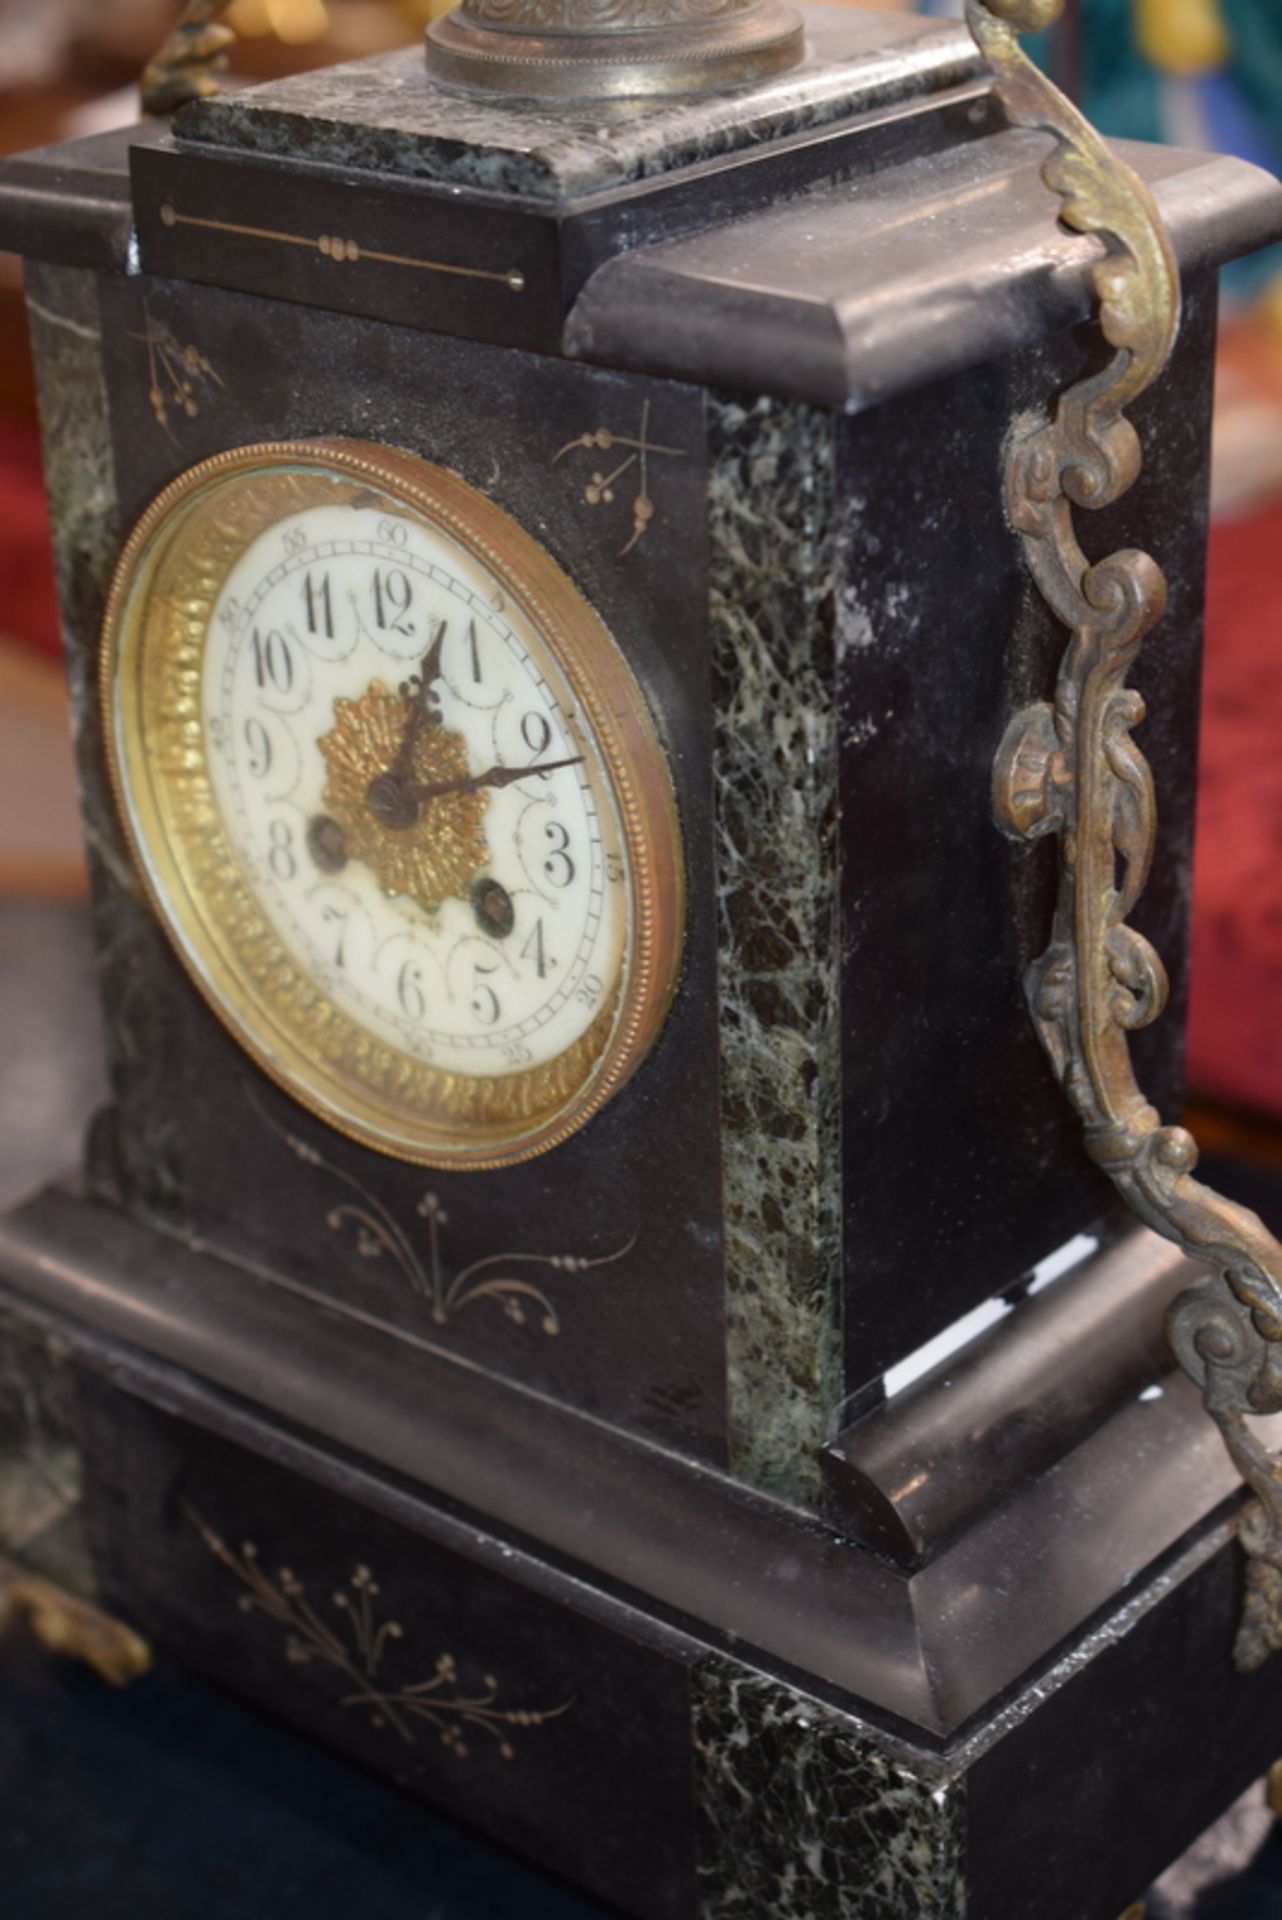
[{"left": 0, "top": 642, "right": 85, "bottom": 900}]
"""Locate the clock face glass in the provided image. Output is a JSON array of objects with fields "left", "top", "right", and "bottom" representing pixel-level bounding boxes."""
[
  {"left": 206, "top": 501, "right": 624, "bottom": 1079},
  {"left": 103, "top": 441, "right": 683, "bottom": 1167}
]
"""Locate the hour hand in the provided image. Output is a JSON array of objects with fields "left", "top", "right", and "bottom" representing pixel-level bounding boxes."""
[
  {"left": 390, "top": 623, "right": 447, "bottom": 774},
  {"left": 366, "top": 625, "right": 448, "bottom": 829}
]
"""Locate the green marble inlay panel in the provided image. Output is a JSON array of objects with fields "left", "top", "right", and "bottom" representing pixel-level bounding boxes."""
[
  {"left": 25, "top": 262, "right": 123, "bottom": 903},
  {"left": 693, "top": 1659, "right": 967, "bottom": 1919},
  {"left": 708, "top": 392, "right": 841, "bottom": 1503},
  {"left": 25, "top": 265, "right": 119, "bottom": 693},
  {"left": 25, "top": 265, "right": 186, "bottom": 1222},
  {"left": 24, "top": 264, "right": 132, "bottom": 924}
]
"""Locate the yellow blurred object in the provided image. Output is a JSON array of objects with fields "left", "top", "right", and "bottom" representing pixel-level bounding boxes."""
[
  {"left": 228, "top": 0, "right": 328, "bottom": 42},
  {"left": 1136, "top": 0, "right": 1231, "bottom": 78},
  {"left": 1261, "top": 274, "right": 1282, "bottom": 350},
  {"left": 267, "top": 0, "right": 330, "bottom": 43},
  {"left": 227, "top": 0, "right": 273, "bottom": 36}
]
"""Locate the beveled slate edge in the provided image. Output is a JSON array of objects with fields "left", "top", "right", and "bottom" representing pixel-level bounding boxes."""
[
  {"left": 123, "top": 80, "right": 999, "bottom": 361},
  {"left": 941, "top": 1508, "right": 1236, "bottom": 1776},
  {"left": 0, "top": 1182, "right": 931, "bottom": 1737},
  {"left": 565, "top": 137, "right": 1282, "bottom": 410},
  {"left": 823, "top": 1227, "right": 1191, "bottom": 1567},
  {"left": 0, "top": 124, "right": 165, "bottom": 272},
  {"left": 0, "top": 1265, "right": 713, "bottom": 1668},
  {"left": 0, "top": 1181, "right": 1267, "bottom": 1745},
  {"left": 915, "top": 1374, "right": 1258, "bottom": 1732},
  {"left": 173, "top": 10, "right": 983, "bottom": 203}
]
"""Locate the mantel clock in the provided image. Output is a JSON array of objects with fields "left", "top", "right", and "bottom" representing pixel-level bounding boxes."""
[{"left": 2, "top": 3, "right": 1282, "bottom": 1915}]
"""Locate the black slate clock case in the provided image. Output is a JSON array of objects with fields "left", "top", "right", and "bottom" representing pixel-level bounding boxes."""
[
  {"left": 3, "top": 9, "right": 1282, "bottom": 1917},
  {"left": 93, "top": 295, "right": 728, "bottom": 1465}
]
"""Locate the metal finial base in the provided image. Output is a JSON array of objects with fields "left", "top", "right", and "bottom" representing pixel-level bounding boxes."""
[{"left": 426, "top": 0, "right": 805, "bottom": 100}]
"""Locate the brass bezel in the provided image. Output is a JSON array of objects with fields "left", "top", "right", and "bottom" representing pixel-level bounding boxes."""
[{"left": 100, "top": 438, "right": 685, "bottom": 1169}]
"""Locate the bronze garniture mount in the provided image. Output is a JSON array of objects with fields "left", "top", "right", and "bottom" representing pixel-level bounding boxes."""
[{"left": 974, "top": 0, "right": 1282, "bottom": 1669}]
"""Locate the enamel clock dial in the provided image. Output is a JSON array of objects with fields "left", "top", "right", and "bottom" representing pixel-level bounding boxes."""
[{"left": 102, "top": 440, "right": 684, "bottom": 1167}]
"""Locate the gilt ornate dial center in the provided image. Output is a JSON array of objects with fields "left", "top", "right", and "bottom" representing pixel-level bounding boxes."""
[{"left": 319, "top": 679, "right": 490, "bottom": 915}]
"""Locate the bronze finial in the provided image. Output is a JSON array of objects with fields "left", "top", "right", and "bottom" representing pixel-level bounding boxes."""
[
  {"left": 0, "top": 1555, "right": 151, "bottom": 1686},
  {"left": 427, "top": 0, "right": 805, "bottom": 100}
]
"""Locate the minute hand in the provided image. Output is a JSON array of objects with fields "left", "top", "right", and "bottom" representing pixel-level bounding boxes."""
[{"left": 408, "top": 755, "right": 585, "bottom": 805}]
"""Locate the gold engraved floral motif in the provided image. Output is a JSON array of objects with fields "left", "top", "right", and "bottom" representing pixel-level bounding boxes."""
[
  {"left": 157, "top": 201, "right": 527, "bottom": 295},
  {"left": 318, "top": 681, "right": 490, "bottom": 913},
  {"left": 131, "top": 301, "right": 222, "bottom": 440},
  {"left": 254, "top": 1082, "right": 635, "bottom": 1334},
  {"left": 553, "top": 400, "right": 686, "bottom": 555},
  {"left": 191, "top": 1512, "right": 572, "bottom": 1753}
]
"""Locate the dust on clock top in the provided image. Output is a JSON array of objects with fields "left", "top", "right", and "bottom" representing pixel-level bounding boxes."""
[{"left": 172, "top": 5, "right": 982, "bottom": 204}]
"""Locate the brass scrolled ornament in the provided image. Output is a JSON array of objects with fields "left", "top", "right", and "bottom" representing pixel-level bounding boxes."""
[
  {"left": 141, "top": 1, "right": 235, "bottom": 118},
  {"left": 0, "top": 1555, "right": 151, "bottom": 1686},
  {"left": 973, "top": 0, "right": 1282, "bottom": 1669}
]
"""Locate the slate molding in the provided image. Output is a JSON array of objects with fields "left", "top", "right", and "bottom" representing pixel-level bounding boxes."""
[
  {"left": 0, "top": 1181, "right": 1272, "bottom": 1746},
  {"left": 565, "top": 136, "right": 1282, "bottom": 410}
]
